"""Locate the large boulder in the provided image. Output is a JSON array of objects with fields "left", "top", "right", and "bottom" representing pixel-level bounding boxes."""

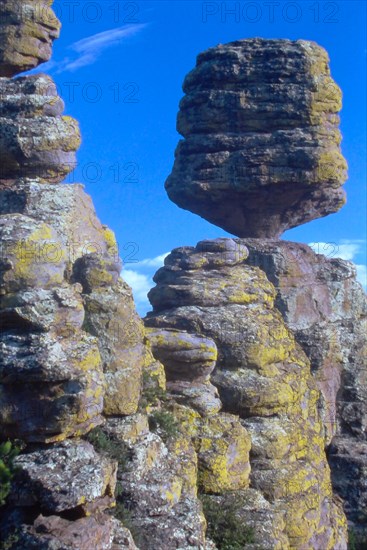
[{"left": 165, "top": 38, "right": 347, "bottom": 237}]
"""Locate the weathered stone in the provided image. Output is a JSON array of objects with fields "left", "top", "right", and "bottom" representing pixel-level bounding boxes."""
[
  {"left": 0, "top": 331, "right": 105, "bottom": 441},
  {"left": 73, "top": 257, "right": 145, "bottom": 416},
  {"left": 0, "top": 214, "right": 66, "bottom": 294},
  {"left": 146, "top": 238, "right": 348, "bottom": 548},
  {"left": 194, "top": 413, "right": 251, "bottom": 493},
  {"left": 165, "top": 39, "right": 347, "bottom": 237},
  {"left": 0, "top": 75, "right": 80, "bottom": 183},
  {"left": 242, "top": 238, "right": 367, "bottom": 532},
  {"left": 0, "top": 181, "right": 116, "bottom": 264},
  {"left": 0, "top": 1, "right": 60, "bottom": 77},
  {"left": 147, "top": 328, "right": 221, "bottom": 415},
  {"left": 0, "top": 284, "right": 85, "bottom": 333},
  {"left": 147, "top": 328, "right": 217, "bottom": 381},
  {"left": 104, "top": 418, "right": 207, "bottom": 550},
  {"left": 16, "top": 514, "right": 117, "bottom": 550},
  {"left": 11, "top": 439, "right": 117, "bottom": 513}
]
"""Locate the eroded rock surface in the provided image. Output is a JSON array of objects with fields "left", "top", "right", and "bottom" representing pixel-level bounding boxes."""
[
  {"left": 0, "top": 75, "right": 80, "bottom": 182},
  {"left": 165, "top": 38, "right": 347, "bottom": 237},
  {"left": 146, "top": 238, "right": 348, "bottom": 549},
  {"left": 0, "top": 0, "right": 60, "bottom": 77},
  {"left": 242, "top": 238, "right": 367, "bottom": 532}
]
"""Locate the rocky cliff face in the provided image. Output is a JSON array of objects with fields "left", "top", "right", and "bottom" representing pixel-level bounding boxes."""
[
  {"left": 243, "top": 239, "right": 367, "bottom": 530},
  {"left": 146, "top": 238, "right": 348, "bottom": 549},
  {"left": 0, "top": 5, "right": 365, "bottom": 550}
]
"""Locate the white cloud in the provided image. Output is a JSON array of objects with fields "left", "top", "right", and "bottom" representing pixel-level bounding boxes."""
[
  {"left": 122, "top": 269, "right": 151, "bottom": 306},
  {"left": 63, "top": 24, "right": 147, "bottom": 71},
  {"left": 36, "top": 24, "right": 147, "bottom": 74},
  {"left": 308, "top": 240, "right": 365, "bottom": 261},
  {"left": 138, "top": 253, "right": 169, "bottom": 268},
  {"left": 121, "top": 253, "right": 169, "bottom": 316}
]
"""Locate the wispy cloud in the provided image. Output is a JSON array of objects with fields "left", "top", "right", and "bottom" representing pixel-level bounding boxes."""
[
  {"left": 308, "top": 239, "right": 366, "bottom": 289},
  {"left": 64, "top": 24, "right": 147, "bottom": 71},
  {"left": 122, "top": 252, "right": 169, "bottom": 316},
  {"left": 35, "top": 24, "right": 147, "bottom": 74}
]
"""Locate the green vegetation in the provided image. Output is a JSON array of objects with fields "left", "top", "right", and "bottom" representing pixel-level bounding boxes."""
[
  {"left": 84, "top": 429, "right": 142, "bottom": 544},
  {"left": 148, "top": 410, "right": 179, "bottom": 443},
  {"left": 139, "top": 372, "right": 168, "bottom": 409},
  {"left": 112, "top": 483, "right": 143, "bottom": 547},
  {"left": 200, "top": 494, "right": 255, "bottom": 550},
  {"left": 84, "top": 427, "right": 131, "bottom": 471},
  {"left": 348, "top": 527, "right": 367, "bottom": 550},
  {"left": 0, "top": 440, "right": 22, "bottom": 507},
  {"left": 0, "top": 530, "right": 20, "bottom": 550}
]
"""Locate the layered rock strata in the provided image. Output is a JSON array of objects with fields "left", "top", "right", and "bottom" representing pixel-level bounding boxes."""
[
  {"left": 165, "top": 38, "right": 347, "bottom": 238},
  {"left": 0, "top": 3, "right": 237, "bottom": 549},
  {"left": 1, "top": 4, "right": 365, "bottom": 549},
  {"left": 146, "top": 238, "right": 348, "bottom": 549}
]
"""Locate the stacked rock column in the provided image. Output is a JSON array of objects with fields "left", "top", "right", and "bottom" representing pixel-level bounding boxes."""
[
  {"left": 0, "top": 2, "right": 134, "bottom": 547},
  {"left": 145, "top": 38, "right": 364, "bottom": 549}
]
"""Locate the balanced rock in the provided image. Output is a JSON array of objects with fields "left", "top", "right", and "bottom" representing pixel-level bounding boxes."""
[
  {"left": 0, "top": 0, "right": 60, "bottom": 77},
  {"left": 165, "top": 38, "right": 347, "bottom": 237}
]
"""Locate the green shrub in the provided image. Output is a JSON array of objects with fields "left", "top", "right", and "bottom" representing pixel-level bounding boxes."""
[
  {"left": 0, "top": 530, "right": 20, "bottom": 550},
  {"left": 200, "top": 494, "right": 255, "bottom": 550},
  {"left": 139, "top": 372, "right": 168, "bottom": 409},
  {"left": 148, "top": 410, "right": 179, "bottom": 442},
  {"left": 348, "top": 527, "right": 367, "bottom": 550},
  {"left": 0, "top": 440, "right": 22, "bottom": 507},
  {"left": 112, "top": 483, "right": 142, "bottom": 547},
  {"left": 84, "top": 427, "right": 131, "bottom": 471}
]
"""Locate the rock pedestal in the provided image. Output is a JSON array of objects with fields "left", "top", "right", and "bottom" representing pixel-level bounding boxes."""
[{"left": 146, "top": 238, "right": 348, "bottom": 549}]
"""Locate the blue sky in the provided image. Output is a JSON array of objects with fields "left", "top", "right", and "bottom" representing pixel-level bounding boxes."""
[{"left": 30, "top": 0, "right": 366, "bottom": 314}]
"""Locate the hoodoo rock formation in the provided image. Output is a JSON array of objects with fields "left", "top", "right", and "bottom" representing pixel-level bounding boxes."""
[
  {"left": 165, "top": 39, "right": 347, "bottom": 238},
  {"left": 146, "top": 38, "right": 366, "bottom": 549},
  {"left": 0, "top": 2, "right": 204, "bottom": 548},
  {"left": 0, "top": 4, "right": 365, "bottom": 550}
]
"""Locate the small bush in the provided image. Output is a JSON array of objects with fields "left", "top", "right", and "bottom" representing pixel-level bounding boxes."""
[
  {"left": 139, "top": 372, "right": 168, "bottom": 409},
  {"left": 0, "top": 440, "right": 22, "bottom": 507},
  {"left": 112, "top": 483, "right": 142, "bottom": 547},
  {"left": 84, "top": 427, "right": 131, "bottom": 471},
  {"left": 348, "top": 527, "right": 367, "bottom": 550},
  {"left": 0, "top": 530, "right": 20, "bottom": 550},
  {"left": 148, "top": 410, "right": 179, "bottom": 442},
  {"left": 200, "top": 494, "right": 255, "bottom": 550}
]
